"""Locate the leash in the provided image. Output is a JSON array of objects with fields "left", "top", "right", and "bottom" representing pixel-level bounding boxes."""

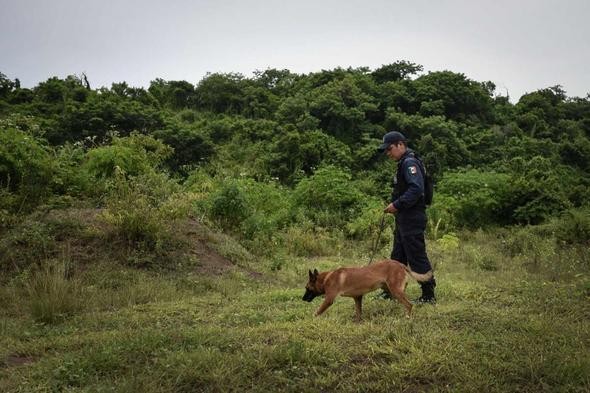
[{"left": 367, "top": 212, "right": 388, "bottom": 265}]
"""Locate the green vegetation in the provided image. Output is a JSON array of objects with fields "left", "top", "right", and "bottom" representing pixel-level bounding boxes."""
[
  {"left": 1, "top": 64, "right": 589, "bottom": 391},
  {"left": 0, "top": 215, "right": 588, "bottom": 392}
]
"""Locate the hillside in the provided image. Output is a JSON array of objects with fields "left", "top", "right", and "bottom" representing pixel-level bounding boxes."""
[
  {"left": 1, "top": 208, "right": 588, "bottom": 391},
  {"left": 1, "top": 63, "right": 590, "bottom": 391}
]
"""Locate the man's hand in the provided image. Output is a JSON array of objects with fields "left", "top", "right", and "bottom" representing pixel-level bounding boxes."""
[{"left": 384, "top": 203, "right": 398, "bottom": 214}]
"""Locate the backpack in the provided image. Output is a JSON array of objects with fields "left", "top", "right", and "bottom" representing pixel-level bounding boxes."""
[{"left": 406, "top": 153, "right": 434, "bottom": 206}]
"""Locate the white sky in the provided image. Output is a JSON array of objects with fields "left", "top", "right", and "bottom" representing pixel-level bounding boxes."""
[{"left": 1, "top": 0, "right": 589, "bottom": 101}]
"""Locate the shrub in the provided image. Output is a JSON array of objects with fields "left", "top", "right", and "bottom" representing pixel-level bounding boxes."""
[
  {"left": 293, "top": 165, "right": 365, "bottom": 227},
  {"left": 0, "top": 126, "right": 55, "bottom": 211},
  {"left": 462, "top": 244, "right": 499, "bottom": 272},
  {"left": 267, "top": 129, "right": 353, "bottom": 185},
  {"left": 283, "top": 226, "right": 343, "bottom": 257},
  {"left": 209, "top": 181, "right": 249, "bottom": 231},
  {"left": 152, "top": 124, "right": 214, "bottom": 173},
  {"left": 426, "top": 194, "right": 459, "bottom": 238},
  {"left": 551, "top": 208, "right": 590, "bottom": 245},
  {"left": 436, "top": 169, "right": 511, "bottom": 228},
  {"left": 52, "top": 142, "right": 92, "bottom": 196},
  {"left": 101, "top": 171, "right": 184, "bottom": 263},
  {"left": 83, "top": 132, "right": 173, "bottom": 180},
  {"left": 503, "top": 156, "right": 572, "bottom": 225},
  {"left": 346, "top": 198, "right": 392, "bottom": 240},
  {"left": 208, "top": 177, "right": 293, "bottom": 244},
  {"left": 0, "top": 219, "right": 56, "bottom": 272},
  {"left": 436, "top": 233, "right": 460, "bottom": 252}
]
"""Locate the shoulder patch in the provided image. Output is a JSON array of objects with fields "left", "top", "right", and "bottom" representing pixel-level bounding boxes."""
[{"left": 408, "top": 165, "right": 417, "bottom": 175}]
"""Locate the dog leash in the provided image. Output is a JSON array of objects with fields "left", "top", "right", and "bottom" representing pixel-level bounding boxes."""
[{"left": 368, "top": 212, "right": 388, "bottom": 265}]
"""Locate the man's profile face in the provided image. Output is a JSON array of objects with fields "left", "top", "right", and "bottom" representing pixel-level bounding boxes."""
[{"left": 386, "top": 142, "right": 406, "bottom": 161}]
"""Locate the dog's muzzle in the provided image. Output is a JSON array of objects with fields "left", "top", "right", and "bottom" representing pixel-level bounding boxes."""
[{"left": 302, "top": 289, "right": 316, "bottom": 302}]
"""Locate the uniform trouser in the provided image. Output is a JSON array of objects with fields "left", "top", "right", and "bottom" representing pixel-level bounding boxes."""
[{"left": 391, "top": 228, "right": 433, "bottom": 276}]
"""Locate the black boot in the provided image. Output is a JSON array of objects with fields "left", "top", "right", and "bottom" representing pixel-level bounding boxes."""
[{"left": 414, "top": 278, "right": 436, "bottom": 304}]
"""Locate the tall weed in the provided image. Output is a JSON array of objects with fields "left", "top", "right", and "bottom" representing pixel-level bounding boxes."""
[{"left": 24, "top": 260, "right": 81, "bottom": 324}]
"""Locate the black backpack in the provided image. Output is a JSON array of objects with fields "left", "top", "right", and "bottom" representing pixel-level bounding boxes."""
[{"left": 406, "top": 153, "right": 434, "bottom": 206}]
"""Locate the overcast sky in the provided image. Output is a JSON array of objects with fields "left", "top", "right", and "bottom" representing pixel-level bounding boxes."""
[{"left": 1, "top": 0, "right": 589, "bottom": 101}]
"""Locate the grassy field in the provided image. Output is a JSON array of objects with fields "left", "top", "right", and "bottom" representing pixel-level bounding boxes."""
[{"left": 1, "top": 218, "right": 589, "bottom": 392}]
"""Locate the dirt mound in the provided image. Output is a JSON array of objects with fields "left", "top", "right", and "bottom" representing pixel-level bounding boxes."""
[
  {"left": 179, "top": 219, "right": 263, "bottom": 278},
  {"left": 4, "top": 208, "right": 262, "bottom": 278}
]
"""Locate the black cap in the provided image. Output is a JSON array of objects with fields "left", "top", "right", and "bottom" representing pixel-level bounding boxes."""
[{"left": 378, "top": 131, "right": 407, "bottom": 152}]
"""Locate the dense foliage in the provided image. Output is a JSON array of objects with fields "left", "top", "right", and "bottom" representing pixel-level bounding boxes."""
[
  {"left": 2, "top": 67, "right": 588, "bottom": 393},
  {"left": 1, "top": 63, "right": 589, "bottom": 240}
]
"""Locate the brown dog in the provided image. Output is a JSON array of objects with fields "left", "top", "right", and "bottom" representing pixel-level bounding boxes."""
[{"left": 302, "top": 259, "right": 427, "bottom": 320}]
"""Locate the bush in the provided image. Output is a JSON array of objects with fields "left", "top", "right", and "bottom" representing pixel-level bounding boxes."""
[
  {"left": 0, "top": 219, "right": 57, "bottom": 272},
  {"left": 209, "top": 180, "right": 250, "bottom": 231},
  {"left": 52, "top": 142, "right": 92, "bottom": 196},
  {"left": 436, "top": 233, "right": 460, "bottom": 252},
  {"left": 346, "top": 198, "right": 392, "bottom": 240},
  {"left": 283, "top": 226, "right": 343, "bottom": 257},
  {"left": 551, "top": 208, "right": 590, "bottom": 245},
  {"left": 293, "top": 165, "right": 365, "bottom": 227},
  {"left": 83, "top": 132, "right": 173, "bottom": 181},
  {"left": 101, "top": 171, "right": 185, "bottom": 263},
  {"left": 208, "top": 177, "right": 293, "bottom": 244},
  {"left": 426, "top": 194, "right": 459, "bottom": 238},
  {"left": 503, "top": 156, "right": 572, "bottom": 225},
  {"left": 152, "top": 125, "right": 214, "bottom": 173},
  {"left": 436, "top": 169, "right": 511, "bottom": 228},
  {"left": 0, "top": 126, "right": 56, "bottom": 211}
]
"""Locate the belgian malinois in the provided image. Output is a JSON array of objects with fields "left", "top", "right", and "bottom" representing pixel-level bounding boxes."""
[{"left": 302, "top": 259, "right": 431, "bottom": 320}]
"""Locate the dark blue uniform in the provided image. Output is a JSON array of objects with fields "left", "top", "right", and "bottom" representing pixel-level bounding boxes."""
[{"left": 391, "top": 149, "right": 433, "bottom": 277}]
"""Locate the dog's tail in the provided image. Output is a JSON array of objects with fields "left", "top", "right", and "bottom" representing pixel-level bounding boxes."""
[{"left": 403, "top": 265, "right": 433, "bottom": 283}]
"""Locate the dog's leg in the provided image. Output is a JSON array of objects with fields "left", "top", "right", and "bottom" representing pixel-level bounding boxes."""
[
  {"left": 391, "top": 290, "right": 412, "bottom": 317},
  {"left": 315, "top": 294, "right": 336, "bottom": 316},
  {"left": 354, "top": 296, "right": 363, "bottom": 322},
  {"left": 386, "top": 277, "right": 413, "bottom": 317}
]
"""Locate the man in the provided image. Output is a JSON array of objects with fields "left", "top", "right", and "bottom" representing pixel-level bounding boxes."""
[{"left": 378, "top": 131, "right": 436, "bottom": 304}]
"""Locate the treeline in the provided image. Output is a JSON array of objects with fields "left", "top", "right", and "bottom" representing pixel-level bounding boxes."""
[{"left": 1, "top": 61, "right": 590, "bottom": 235}]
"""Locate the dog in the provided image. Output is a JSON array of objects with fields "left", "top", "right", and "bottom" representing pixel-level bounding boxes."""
[{"left": 302, "top": 259, "right": 432, "bottom": 320}]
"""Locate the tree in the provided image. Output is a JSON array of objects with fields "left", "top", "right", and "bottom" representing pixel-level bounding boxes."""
[
  {"left": 194, "top": 73, "right": 246, "bottom": 114},
  {"left": 152, "top": 125, "right": 214, "bottom": 173},
  {"left": 515, "top": 86, "right": 567, "bottom": 138},
  {"left": 0, "top": 72, "right": 17, "bottom": 98},
  {"left": 412, "top": 71, "right": 495, "bottom": 123},
  {"left": 371, "top": 61, "right": 423, "bottom": 84},
  {"left": 147, "top": 79, "right": 196, "bottom": 109},
  {"left": 267, "top": 129, "right": 353, "bottom": 185},
  {"left": 307, "top": 74, "right": 379, "bottom": 143},
  {"left": 385, "top": 110, "right": 471, "bottom": 173},
  {"left": 252, "top": 68, "right": 298, "bottom": 96}
]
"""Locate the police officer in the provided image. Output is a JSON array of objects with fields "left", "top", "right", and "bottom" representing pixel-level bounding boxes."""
[{"left": 378, "top": 131, "right": 436, "bottom": 303}]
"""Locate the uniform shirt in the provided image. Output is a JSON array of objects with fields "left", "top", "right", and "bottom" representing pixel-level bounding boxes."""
[{"left": 391, "top": 150, "right": 427, "bottom": 235}]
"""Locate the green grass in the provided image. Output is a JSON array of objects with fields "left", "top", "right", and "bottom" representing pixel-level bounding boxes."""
[{"left": 1, "top": 233, "right": 589, "bottom": 392}]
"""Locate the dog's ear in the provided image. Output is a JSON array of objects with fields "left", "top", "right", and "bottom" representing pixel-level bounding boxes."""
[{"left": 309, "top": 269, "right": 319, "bottom": 282}]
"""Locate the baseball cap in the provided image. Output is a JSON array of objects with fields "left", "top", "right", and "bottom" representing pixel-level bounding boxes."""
[{"left": 378, "top": 131, "right": 407, "bottom": 152}]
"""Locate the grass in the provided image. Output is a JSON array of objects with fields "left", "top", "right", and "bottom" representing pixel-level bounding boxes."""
[
  {"left": 1, "top": 229, "right": 589, "bottom": 392},
  {"left": 24, "top": 260, "right": 82, "bottom": 324}
]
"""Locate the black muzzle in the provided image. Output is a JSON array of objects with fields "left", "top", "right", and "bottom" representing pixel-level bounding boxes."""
[{"left": 302, "top": 289, "right": 317, "bottom": 302}]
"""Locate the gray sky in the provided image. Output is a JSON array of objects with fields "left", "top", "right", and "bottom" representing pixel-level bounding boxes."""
[{"left": 1, "top": 0, "right": 589, "bottom": 101}]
